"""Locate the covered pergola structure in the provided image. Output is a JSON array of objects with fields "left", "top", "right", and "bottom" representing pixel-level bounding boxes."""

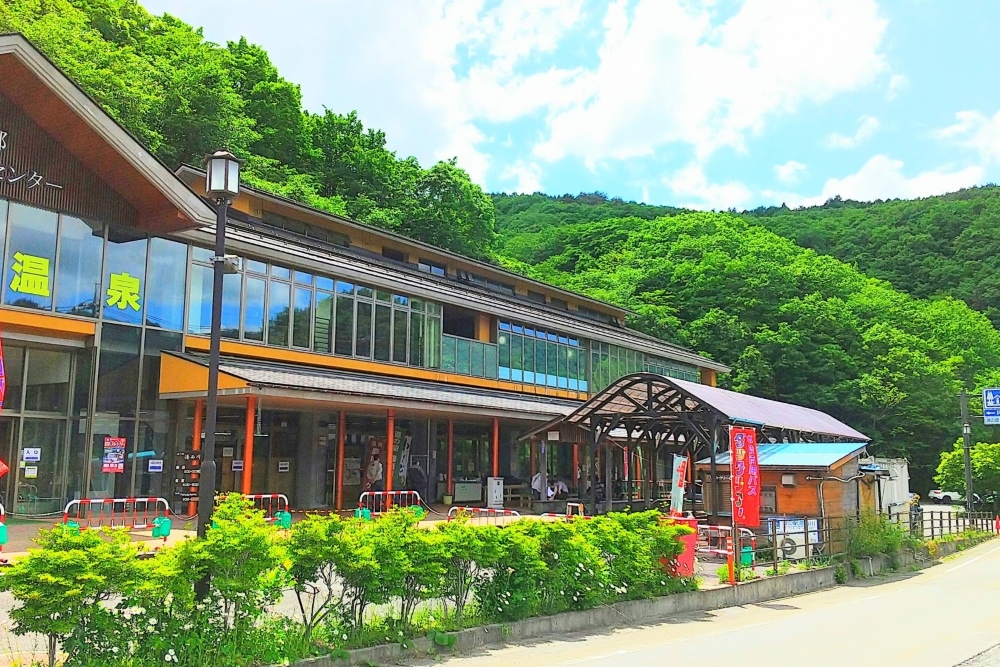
[{"left": 522, "top": 373, "right": 868, "bottom": 517}]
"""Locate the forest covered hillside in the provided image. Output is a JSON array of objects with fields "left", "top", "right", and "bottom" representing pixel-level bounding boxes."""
[
  {"left": 493, "top": 193, "right": 1000, "bottom": 488},
  {"left": 4, "top": 0, "right": 998, "bottom": 487},
  {"left": 745, "top": 187, "right": 1000, "bottom": 328}
]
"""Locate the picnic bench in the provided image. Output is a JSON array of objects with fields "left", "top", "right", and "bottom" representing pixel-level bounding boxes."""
[{"left": 504, "top": 483, "right": 533, "bottom": 508}]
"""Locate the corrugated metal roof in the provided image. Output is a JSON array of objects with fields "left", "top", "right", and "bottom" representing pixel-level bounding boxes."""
[
  {"left": 186, "top": 355, "right": 581, "bottom": 419},
  {"left": 671, "top": 378, "right": 869, "bottom": 441},
  {"left": 698, "top": 442, "right": 868, "bottom": 468}
]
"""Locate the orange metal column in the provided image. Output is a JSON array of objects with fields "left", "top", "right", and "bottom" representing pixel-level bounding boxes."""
[
  {"left": 447, "top": 419, "right": 455, "bottom": 494},
  {"left": 189, "top": 399, "right": 204, "bottom": 515},
  {"left": 241, "top": 396, "right": 257, "bottom": 495},
  {"left": 492, "top": 417, "right": 500, "bottom": 477},
  {"left": 386, "top": 410, "right": 395, "bottom": 492},
  {"left": 335, "top": 411, "right": 346, "bottom": 510}
]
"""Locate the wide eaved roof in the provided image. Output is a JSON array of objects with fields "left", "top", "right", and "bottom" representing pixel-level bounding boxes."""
[
  {"left": 698, "top": 442, "right": 869, "bottom": 469},
  {"left": 671, "top": 377, "right": 869, "bottom": 441}
]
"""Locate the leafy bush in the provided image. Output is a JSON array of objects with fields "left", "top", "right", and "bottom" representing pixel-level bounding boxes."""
[
  {"left": 1, "top": 503, "right": 694, "bottom": 664},
  {"left": 845, "top": 512, "right": 906, "bottom": 558},
  {"left": 0, "top": 525, "right": 140, "bottom": 667}
]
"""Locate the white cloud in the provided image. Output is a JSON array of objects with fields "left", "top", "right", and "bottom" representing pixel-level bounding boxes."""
[
  {"left": 774, "top": 160, "right": 807, "bottom": 185},
  {"left": 499, "top": 161, "right": 544, "bottom": 193},
  {"left": 825, "top": 115, "right": 881, "bottom": 149},
  {"left": 805, "top": 155, "right": 982, "bottom": 204},
  {"left": 141, "top": 0, "right": 891, "bottom": 193},
  {"left": 664, "top": 163, "right": 753, "bottom": 210},
  {"left": 886, "top": 73, "right": 908, "bottom": 100},
  {"left": 532, "top": 0, "right": 888, "bottom": 166},
  {"left": 936, "top": 110, "right": 1000, "bottom": 164}
]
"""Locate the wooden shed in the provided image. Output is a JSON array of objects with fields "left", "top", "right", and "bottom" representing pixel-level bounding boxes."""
[{"left": 697, "top": 442, "right": 870, "bottom": 520}]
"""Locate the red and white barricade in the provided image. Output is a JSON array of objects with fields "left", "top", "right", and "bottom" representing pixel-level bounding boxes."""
[
  {"left": 696, "top": 524, "right": 756, "bottom": 557},
  {"left": 447, "top": 506, "right": 520, "bottom": 525},
  {"left": 63, "top": 497, "right": 170, "bottom": 539},
  {"left": 358, "top": 490, "right": 422, "bottom": 515},
  {"left": 541, "top": 502, "right": 593, "bottom": 522},
  {"left": 243, "top": 493, "right": 290, "bottom": 523}
]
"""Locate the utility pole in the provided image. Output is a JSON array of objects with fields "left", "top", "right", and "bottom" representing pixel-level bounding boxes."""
[{"left": 960, "top": 388, "right": 975, "bottom": 513}]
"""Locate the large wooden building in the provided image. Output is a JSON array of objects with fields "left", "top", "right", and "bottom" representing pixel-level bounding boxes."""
[{"left": 0, "top": 34, "right": 729, "bottom": 514}]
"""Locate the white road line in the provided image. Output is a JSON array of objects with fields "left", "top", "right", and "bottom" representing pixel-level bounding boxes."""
[{"left": 946, "top": 543, "right": 1000, "bottom": 572}]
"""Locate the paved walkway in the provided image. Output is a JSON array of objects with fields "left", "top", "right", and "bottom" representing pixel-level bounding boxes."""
[{"left": 405, "top": 539, "right": 1000, "bottom": 667}]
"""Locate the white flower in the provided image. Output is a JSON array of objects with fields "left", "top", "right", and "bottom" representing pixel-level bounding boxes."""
[
  {"left": 165, "top": 648, "right": 177, "bottom": 663},
  {"left": 342, "top": 633, "right": 348, "bottom": 641},
  {"left": 553, "top": 553, "right": 559, "bottom": 560}
]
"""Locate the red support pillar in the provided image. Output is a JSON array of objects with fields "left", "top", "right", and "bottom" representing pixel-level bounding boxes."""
[
  {"left": 492, "top": 417, "right": 500, "bottom": 477},
  {"left": 241, "top": 396, "right": 256, "bottom": 495},
  {"left": 447, "top": 419, "right": 454, "bottom": 495},
  {"left": 386, "top": 410, "right": 395, "bottom": 492},
  {"left": 335, "top": 411, "right": 346, "bottom": 510},
  {"left": 189, "top": 399, "right": 204, "bottom": 516}
]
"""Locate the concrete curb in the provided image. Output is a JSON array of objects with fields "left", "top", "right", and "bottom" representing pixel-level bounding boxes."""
[{"left": 289, "top": 536, "right": 992, "bottom": 666}]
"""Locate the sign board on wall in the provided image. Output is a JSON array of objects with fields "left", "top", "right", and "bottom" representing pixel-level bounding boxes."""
[
  {"left": 232, "top": 460, "right": 244, "bottom": 472},
  {"left": 984, "top": 388, "right": 1000, "bottom": 425},
  {"left": 148, "top": 459, "right": 163, "bottom": 473},
  {"left": 101, "top": 437, "right": 126, "bottom": 474},
  {"left": 22, "top": 448, "right": 40, "bottom": 462},
  {"left": 23, "top": 465, "right": 37, "bottom": 479},
  {"left": 278, "top": 461, "right": 290, "bottom": 473},
  {"left": 729, "top": 426, "right": 761, "bottom": 527}
]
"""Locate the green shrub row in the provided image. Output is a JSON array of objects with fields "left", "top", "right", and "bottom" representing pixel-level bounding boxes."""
[{"left": 0, "top": 494, "right": 695, "bottom": 667}]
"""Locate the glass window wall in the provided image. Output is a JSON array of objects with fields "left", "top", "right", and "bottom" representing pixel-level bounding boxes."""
[
  {"left": 102, "top": 228, "right": 147, "bottom": 326},
  {"left": 55, "top": 216, "right": 103, "bottom": 317},
  {"left": 5, "top": 203, "right": 57, "bottom": 310},
  {"left": 498, "top": 320, "right": 585, "bottom": 390}
]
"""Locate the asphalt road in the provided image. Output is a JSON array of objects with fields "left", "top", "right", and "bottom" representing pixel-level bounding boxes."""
[{"left": 408, "top": 539, "right": 1000, "bottom": 667}]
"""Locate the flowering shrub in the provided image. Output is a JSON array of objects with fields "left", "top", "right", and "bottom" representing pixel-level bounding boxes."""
[{"left": 0, "top": 502, "right": 693, "bottom": 665}]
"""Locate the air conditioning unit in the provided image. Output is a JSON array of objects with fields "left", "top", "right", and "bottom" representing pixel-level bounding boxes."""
[{"left": 770, "top": 518, "right": 819, "bottom": 561}]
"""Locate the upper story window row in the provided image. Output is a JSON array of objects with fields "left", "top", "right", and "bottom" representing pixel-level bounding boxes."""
[
  {"left": 187, "top": 247, "right": 443, "bottom": 370},
  {"left": 0, "top": 200, "right": 188, "bottom": 330}
]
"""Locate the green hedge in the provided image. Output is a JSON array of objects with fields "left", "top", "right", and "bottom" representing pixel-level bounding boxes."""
[{"left": 0, "top": 495, "right": 694, "bottom": 667}]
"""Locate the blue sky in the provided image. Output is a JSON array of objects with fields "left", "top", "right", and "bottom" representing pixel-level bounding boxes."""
[{"left": 141, "top": 0, "right": 1000, "bottom": 210}]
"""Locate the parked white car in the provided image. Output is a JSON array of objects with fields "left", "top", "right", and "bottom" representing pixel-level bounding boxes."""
[{"left": 928, "top": 489, "right": 964, "bottom": 504}]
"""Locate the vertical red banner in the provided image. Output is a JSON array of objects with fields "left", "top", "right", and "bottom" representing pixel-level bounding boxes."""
[{"left": 729, "top": 426, "right": 760, "bottom": 527}]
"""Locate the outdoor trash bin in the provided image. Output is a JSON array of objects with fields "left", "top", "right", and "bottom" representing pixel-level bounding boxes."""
[
  {"left": 741, "top": 545, "right": 754, "bottom": 567},
  {"left": 275, "top": 510, "right": 293, "bottom": 529},
  {"left": 354, "top": 508, "right": 372, "bottom": 521},
  {"left": 0, "top": 523, "right": 7, "bottom": 546},
  {"left": 151, "top": 516, "right": 171, "bottom": 539}
]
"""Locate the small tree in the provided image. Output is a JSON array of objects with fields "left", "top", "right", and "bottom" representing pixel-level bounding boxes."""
[
  {"left": 936, "top": 439, "right": 1000, "bottom": 508},
  {"left": 0, "top": 525, "right": 140, "bottom": 667},
  {"left": 435, "top": 520, "right": 500, "bottom": 625},
  {"left": 286, "top": 513, "right": 347, "bottom": 643},
  {"left": 173, "top": 493, "right": 286, "bottom": 631}
]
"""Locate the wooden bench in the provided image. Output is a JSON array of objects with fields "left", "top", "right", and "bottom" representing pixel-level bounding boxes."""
[{"left": 504, "top": 483, "right": 533, "bottom": 509}]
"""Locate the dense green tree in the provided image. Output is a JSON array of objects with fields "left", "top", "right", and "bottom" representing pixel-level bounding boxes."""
[
  {"left": 494, "top": 198, "right": 1000, "bottom": 490},
  {"left": 0, "top": 0, "right": 497, "bottom": 259}
]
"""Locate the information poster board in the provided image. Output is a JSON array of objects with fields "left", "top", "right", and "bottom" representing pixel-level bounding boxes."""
[{"left": 102, "top": 436, "right": 126, "bottom": 474}]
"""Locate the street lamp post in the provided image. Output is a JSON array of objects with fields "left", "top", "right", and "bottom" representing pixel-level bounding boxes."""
[
  {"left": 196, "top": 150, "right": 241, "bottom": 547},
  {"left": 960, "top": 388, "right": 975, "bottom": 513}
]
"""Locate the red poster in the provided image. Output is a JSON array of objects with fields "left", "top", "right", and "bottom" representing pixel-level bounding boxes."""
[
  {"left": 102, "top": 436, "right": 126, "bottom": 474},
  {"left": 729, "top": 426, "right": 760, "bottom": 527}
]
